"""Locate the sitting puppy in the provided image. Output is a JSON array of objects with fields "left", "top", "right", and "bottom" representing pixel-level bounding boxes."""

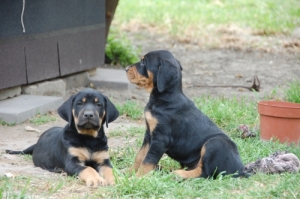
[
  {"left": 125, "top": 50, "right": 248, "bottom": 179},
  {"left": 6, "top": 88, "right": 119, "bottom": 186}
]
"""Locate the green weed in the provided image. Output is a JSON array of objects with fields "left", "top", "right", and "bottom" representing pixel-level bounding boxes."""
[
  {"left": 0, "top": 120, "right": 16, "bottom": 127},
  {"left": 29, "top": 114, "right": 56, "bottom": 125},
  {"left": 284, "top": 79, "right": 300, "bottom": 103},
  {"left": 105, "top": 28, "right": 141, "bottom": 67}
]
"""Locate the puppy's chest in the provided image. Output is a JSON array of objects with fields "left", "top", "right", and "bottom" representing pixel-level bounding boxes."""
[
  {"left": 68, "top": 147, "right": 109, "bottom": 164},
  {"left": 144, "top": 110, "right": 159, "bottom": 134}
]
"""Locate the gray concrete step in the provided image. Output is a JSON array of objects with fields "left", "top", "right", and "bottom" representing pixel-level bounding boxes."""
[
  {"left": 89, "top": 68, "right": 135, "bottom": 90},
  {"left": 0, "top": 95, "right": 63, "bottom": 124},
  {"left": 0, "top": 68, "right": 134, "bottom": 125}
]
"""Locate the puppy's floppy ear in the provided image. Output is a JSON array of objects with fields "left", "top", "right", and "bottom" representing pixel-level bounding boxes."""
[
  {"left": 176, "top": 59, "right": 183, "bottom": 71},
  {"left": 104, "top": 96, "right": 119, "bottom": 127},
  {"left": 58, "top": 94, "right": 75, "bottom": 126},
  {"left": 157, "top": 60, "right": 179, "bottom": 93}
]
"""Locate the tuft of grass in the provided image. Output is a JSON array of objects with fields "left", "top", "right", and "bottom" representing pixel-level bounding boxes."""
[
  {"left": 115, "top": 100, "right": 144, "bottom": 120},
  {"left": 29, "top": 114, "right": 56, "bottom": 125},
  {"left": 105, "top": 28, "right": 141, "bottom": 67},
  {"left": 284, "top": 79, "right": 300, "bottom": 103},
  {"left": 0, "top": 120, "right": 16, "bottom": 127},
  {"left": 194, "top": 96, "right": 259, "bottom": 136}
]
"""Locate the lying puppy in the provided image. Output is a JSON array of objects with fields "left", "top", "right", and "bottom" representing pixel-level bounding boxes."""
[
  {"left": 125, "top": 50, "right": 248, "bottom": 178},
  {"left": 6, "top": 88, "right": 119, "bottom": 186}
]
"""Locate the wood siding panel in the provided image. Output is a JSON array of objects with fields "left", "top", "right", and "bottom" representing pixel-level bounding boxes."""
[
  {"left": 25, "top": 37, "right": 60, "bottom": 83},
  {"left": 0, "top": 43, "right": 27, "bottom": 89},
  {"left": 58, "top": 27, "right": 105, "bottom": 76}
]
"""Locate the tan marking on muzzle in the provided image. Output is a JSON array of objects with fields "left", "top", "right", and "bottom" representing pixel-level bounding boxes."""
[
  {"left": 126, "top": 65, "right": 154, "bottom": 93},
  {"left": 72, "top": 109, "right": 99, "bottom": 137}
]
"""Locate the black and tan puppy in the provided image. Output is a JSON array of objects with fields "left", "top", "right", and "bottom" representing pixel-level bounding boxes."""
[
  {"left": 125, "top": 50, "right": 248, "bottom": 179},
  {"left": 6, "top": 88, "right": 119, "bottom": 186}
]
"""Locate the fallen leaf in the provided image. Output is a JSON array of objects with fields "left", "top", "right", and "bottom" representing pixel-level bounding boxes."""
[
  {"left": 4, "top": 172, "right": 15, "bottom": 178},
  {"left": 25, "top": 126, "right": 41, "bottom": 133}
]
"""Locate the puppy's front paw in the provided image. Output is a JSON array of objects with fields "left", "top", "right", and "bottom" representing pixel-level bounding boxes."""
[
  {"left": 85, "top": 175, "right": 107, "bottom": 187},
  {"left": 135, "top": 163, "right": 156, "bottom": 177},
  {"left": 79, "top": 167, "right": 108, "bottom": 187},
  {"left": 174, "top": 169, "right": 188, "bottom": 179},
  {"left": 106, "top": 177, "right": 115, "bottom": 186},
  {"left": 174, "top": 168, "right": 201, "bottom": 179}
]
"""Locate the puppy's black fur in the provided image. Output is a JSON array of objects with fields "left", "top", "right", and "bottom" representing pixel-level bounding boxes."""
[
  {"left": 125, "top": 50, "right": 248, "bottom": 178},
  {"left": 6, "top": 88, "right": 119, "bottom": 186}
]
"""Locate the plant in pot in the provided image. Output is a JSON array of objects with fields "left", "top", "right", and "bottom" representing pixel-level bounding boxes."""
[{"left": 258, "top": 80, "right": 300, "bottom": 145}]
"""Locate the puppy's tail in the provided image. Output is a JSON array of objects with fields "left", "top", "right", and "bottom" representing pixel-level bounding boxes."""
[
  {"left": 6, "top": 144, "right": 36, "bottom": 155},
  {"left": 232, "top": 169, "right": 251, "bottom": 178}
]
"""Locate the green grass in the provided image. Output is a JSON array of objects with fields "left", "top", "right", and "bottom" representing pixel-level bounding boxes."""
[
  {"left": 0, "top": 120, "right": 16, "bottom": 127},
  {"left": 115, "top": 100, "right": 144, "bottom": 120},
  {"left": 105, "top": 28, "right": 141, "bottom": 67},
  {"left": 194, "top": 96, "right": 259, "bottom": 136},
  {"left": 1, "top": 95, "right": 300, "bottom": 198},
  {"left": 29, "top": 113, "right": 56, "bottom": 125},
  {"left": 114, "top": 0, "right": 300, "bottom": 35},
  {"left": 0, "top": 113, "right": 56, "bottom": 127},
  {"left": 284, "top": 79, "right": 300, "bottom": 103},
  {"left": 108, "top": 126, "right": 145, "bottom": 138}
]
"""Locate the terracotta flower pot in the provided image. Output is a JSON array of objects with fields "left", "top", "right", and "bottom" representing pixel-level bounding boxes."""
[{"left": 258, "top": 101, "right": 300, "bottom": 145}]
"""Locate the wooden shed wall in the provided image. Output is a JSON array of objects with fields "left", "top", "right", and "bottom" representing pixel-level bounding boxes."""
[{"left": 0, "top": 0, "right": 106, "bottom": 90}]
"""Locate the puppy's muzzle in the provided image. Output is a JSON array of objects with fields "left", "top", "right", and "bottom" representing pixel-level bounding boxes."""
[
  {"left": 83, "top": 110, "right": 95, "bottom": 119},
  {"left": 78, "top": 109, "right": 100, "bottom": 129}
]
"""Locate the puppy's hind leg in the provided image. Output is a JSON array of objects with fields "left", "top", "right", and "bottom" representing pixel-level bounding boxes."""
[
  {"left": 174, "top": 147, "right": 206, "bottom": 179},
  {"left": 6, "top": 144, "right": 36, "bottom": 155}
]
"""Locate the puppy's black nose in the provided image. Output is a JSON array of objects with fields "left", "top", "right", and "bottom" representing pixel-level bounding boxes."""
[
  {"left": 125, "top": 65, "right": 131, "bottom": 72},
  {"left": 83, "top": 110, "right": 94, "bottom": 118}
]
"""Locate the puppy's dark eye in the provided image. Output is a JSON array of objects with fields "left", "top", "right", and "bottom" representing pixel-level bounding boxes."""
[
  {"left": 96, "top": 103, "right": 103, "bottom": 108},
  {"left": 77, "top": 101, "right": 83, "bottom": 106}
]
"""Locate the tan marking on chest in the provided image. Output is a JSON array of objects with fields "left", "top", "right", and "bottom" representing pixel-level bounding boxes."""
[
  {"left": 69, "top": 147, "right": 109, "bottom": 164},
  {"left": 92, "top": 150, "right": 110, "bottom": 164},
  {"left": 145, "top": 111, "right": 158, "bottom": 134},
  {"left": 69, "top": 147, "right": 90, "bottom": 162},
  {"left": 79, "top": 129, "right": 98, "bottom": 137}
]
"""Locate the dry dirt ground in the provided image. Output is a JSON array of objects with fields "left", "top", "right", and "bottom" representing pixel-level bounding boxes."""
[{"left": 0, "top": 27, "right": 299, "bottom": 190}]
